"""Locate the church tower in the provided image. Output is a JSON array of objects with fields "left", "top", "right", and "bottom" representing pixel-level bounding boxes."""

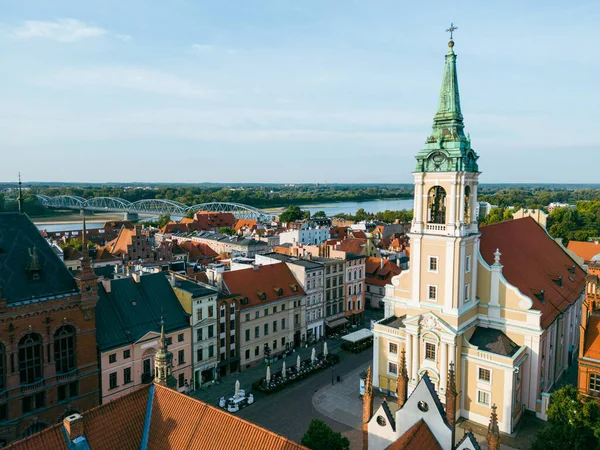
[
  {"left": 154, "top": 317, "right": 177, "bottom": 388},
  {"left": 378, "top": 25, "right": 481, "bottom": 406}
]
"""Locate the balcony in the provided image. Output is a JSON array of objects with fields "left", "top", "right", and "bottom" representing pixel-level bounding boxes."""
[
  {"left": 56, "top": 369, "right": 78, "bottom": 382},
  {"left": 426, "top": 223, "right": 447, "bottom": 234},
  {"left": 21, "top": 379, "right": 45, "bottom": 393}
]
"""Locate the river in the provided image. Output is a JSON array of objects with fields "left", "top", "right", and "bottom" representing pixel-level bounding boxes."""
[{"left": 35, "top": 198, "right": 414, "bottom": 232}]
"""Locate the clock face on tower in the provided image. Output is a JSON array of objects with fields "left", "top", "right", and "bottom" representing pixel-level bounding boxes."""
[{"left": 428, "top": 152, "right": 447, "bottom": 172}]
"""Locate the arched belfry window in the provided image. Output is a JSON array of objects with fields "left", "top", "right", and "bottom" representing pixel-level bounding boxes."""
[
  {"left": 428, "top": 186, "right": 447, "bottom": 224},
  {"left": 464, "top": 185, "right": 471, "bottom": 223},
  {"left": 0, "top": 344, "right": 5, "bottom": 391},
  {"left": 54, "top": 325, "right": 76, "bottom": 374},
  {"left": 19, "top": 333, "right": 43, "bottom": 384}
]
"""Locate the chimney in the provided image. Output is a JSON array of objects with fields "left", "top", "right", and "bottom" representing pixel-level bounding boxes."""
[
  {"left": 380, "top": 258, "right": 384, "bottom": 270},
  {"left": 132, "top": 272, "right": 141, "bottom": 283},
  {"left": 101, "top": 279, "right": 111, "bottom": 293},
  {"left": 64, "top": 413, "right": 85, "bottom": 441}
]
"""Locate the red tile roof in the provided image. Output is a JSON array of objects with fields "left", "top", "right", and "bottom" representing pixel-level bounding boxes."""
[
  {"left": 333, "top": 238, "right": 367, "bottom": 255},
  {"left": 584, "top": 315, "right": 600, "bottom": 360},
  {"left": 176, "top": 240, "right": 218, "bottom": 261},
  {"left": 387, "top": 419, "right": 442, "bottom": 450},
  {"left": 480, "top": 217, "right": 586, "bottom": 329},
  {"left": 7, "top": 384, "right": 306, "bottom": 450},
  {"left": 222, "top": 263, "right": 305, "bottom": 309},
  {"left": 365, "top": 257, "right": 401, "bottom": 286},
  {"left": 567, "top": 240, "right": 600, "bottom": 264},
  {"left": 193, "top": 211, "right": 236, "bottom": 230},
  {"left": 234, "top": 219, "right": 258, "bottom": 232}
]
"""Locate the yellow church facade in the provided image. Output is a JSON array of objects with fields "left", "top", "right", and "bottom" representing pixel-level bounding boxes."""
[{"left": 372, "top": 36, "right": 586, "bottom": 434}]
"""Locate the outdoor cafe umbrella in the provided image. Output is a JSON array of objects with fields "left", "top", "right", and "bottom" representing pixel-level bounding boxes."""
[
  {"left": 324, "top": 342, "right": 328, "bottom": 357},
  {"left": 235, "top": 379, "right": 240, "bottom": 398},
  {"left": 282, "top": 361, "right": 287, "bottom": 379},
  {"left": 297, "top": 355, "right": 301, "bottom": 372},
  {"left": 266, "top": 365, "right": 271, "bottom": 384},
  {"left": 311, "top": 347, "right": 316, "bottom": 364}
]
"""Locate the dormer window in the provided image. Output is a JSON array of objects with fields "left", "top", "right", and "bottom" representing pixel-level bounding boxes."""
[{"left": 274, "top": 287, "right": 283, "bottom": 296}]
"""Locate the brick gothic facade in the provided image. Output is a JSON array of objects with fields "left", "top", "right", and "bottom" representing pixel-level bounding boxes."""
[
  {"left": 579, "top": 262, "right": 600, "bottom": 399},
  {"left": 0, "top": 213, "right": 100, "bottom": 445}
]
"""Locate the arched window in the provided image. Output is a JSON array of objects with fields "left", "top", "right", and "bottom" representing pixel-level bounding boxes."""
[
  {"left": 54, "top": 326, "right": 76, "bottom": 374},
  {"left": 19, "top": 333, "right": 43, "bottom": 384},
  {"left": 24, "top": 423, "right": 46, "bottom": 437},
  {"left": 0, "top": 344, "right": 5, "bottom": 391},
  {"left": 427, "top": 186, "right": 447, "bottom": 224},
  {"left": 464, "top": 185, "right": 471, "bottom": 223}
]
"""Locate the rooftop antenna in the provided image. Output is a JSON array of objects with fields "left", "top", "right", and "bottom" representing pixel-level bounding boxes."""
[{"left": 17, "top": 173, "right": 24, "bottom": 214}]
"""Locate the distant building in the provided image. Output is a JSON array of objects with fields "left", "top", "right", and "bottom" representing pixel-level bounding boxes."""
[
  {"left": 512, "top": 208, "right": 548, "bottom": 228},
  {"left": 170, "top": 231, "right": 268, "bottom": 257},
  {"left": 344, "top": 253, "right": 367, "bottom": 326},
  {"left": 95, "top": 273, "right": 192, "bottom": 403},
  {"left": 547, "top": 202, "right": 572, "bottom": 213},
  {"left": 476, "top": 201, "right": 496, "bottom": 219},
  {"left": 279, "top": 226, "right": 329, "bottom": 246},
  {"left": 0, "top": 213, "right": 99, "bottom": 445},
  {"left": 365, "top": 257, "right": 402, "bottom": 309}
]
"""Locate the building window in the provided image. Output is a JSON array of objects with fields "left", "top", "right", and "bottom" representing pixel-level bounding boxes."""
[
  {"left": 245, "top": 329, "right": 250, "bottom": 342},
  {"left": 197, "top": 328, "right": 203, "bottom": 341},
  {"left": 477, "top": 390, "right": 491, "bottom": 406},
  {"left": 109, "top": 354, "right": 116, "bottom": 364},
  {"left": 220, "top": 322, "right": 225, "bottom": 334},
  {"left": 273, "top": 320, "right": 277, "bottom": 332},
  {"left": 282, "top": 318, "right": 286, "bottom": 330},
  {"left": 255, "top": 311, "right": 260, "bottom": 319},
  {"left": 123, "top": 349, "right": 131, "bottom": 359},
  {"left": 197, "top": 348, "right": 203, "bottom": 362},
  {"left": 22, "top": 392, "right": 45, "bottom": 414},
  {"left": 122, "top": 367, "right": 132, "bottom": 384},
  {"left": 264, "top": 323, "right": 269, "bottom": 336},
  {"left": 0, "top": 344, "right": 5, "bottom": 391},
  {"left": 208, "top": 345, "right": 214, "bottom": 358},
  {"left": 388, "top": 362, "right": 398, "bottom": 376},
  {"left": 264, "top": 308, "right": 269, "bottom": 317},
  {"left": 425, "top": 342, "right": 436, "bottom": 361},
  {"left": 281, "top": 304, "right": 286, "bottom": 311},
  {"left": 590, "top": 373, "right": 600, "bottom": 392},
  {"left": 478, "top": 367, "right": 491, "bottom": 383},
  {"left": 466, "top": 255, "right": 471, "bottom": 273},
  {"left": 282, "top": 337, "right": 286, "bottom": 347},
  {"left": 255, "top": 326, "right": 259, "bottom": 339},
  {"left": 273, "top": 306, "right": 277, "bottom": 314},
  {"left": 178, "top": 373, "right": 185, "bottom": 388},
  {"left": 208, "top": 306, "right": 214, "bottom": 317},
  {"left": 197, "top": 308, "right": 203, "bottom": 321},
  {"left": 389, "top": 343, "right": 398, "bottom": 354},
  {"left": 245, "top": 349, "right": 250, "bottom": 360},
  {"left": 54, "top": 325, "right": 76, "bottom": 374},
  {"left": 255, "top": 346, "right": 259, "bottom": 357},
  {"left": 428, "top": 285, "right": 437, "bottom": 302},
  {"left": 18, "top": 333, "right": 43, "bottom": 384},
  {"left": 245, "top": 313, "right": 250, "bottom": 321},
  {"left": 429, "top": 257, "right": 438, "bottom": 272},
  {"left": 178, "top": 350, "right": 185, "bottom": 365},
  {"left": 178, "top": 333, "right": 184, "bottom": 342},
  {"left": 465, "top": 284, "right": 470, "bottom": 303},
  {"left": 58, "top": 381, "right": 78, "bottom": 401},
  {"left": 109, "top": 372, "right": 118, "bottom": 390},
  {"left": 166, "top": 337, "right": 173, "bottom": 346},
  {"left": 208, "top": 326, "right": 214, "bottom": 338}
]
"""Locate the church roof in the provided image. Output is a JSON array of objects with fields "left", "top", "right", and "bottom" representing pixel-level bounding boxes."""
[
  {"left": 96, "top": 273, "right": 190, "bottom": 352},
  {"left": 479, "top": 217, "right": 586, "bottom": 329},
  {"left": 469, "top": 327, "right": 520, "bottom": 357},
  {"left": 7, "top": 384, "right": 306, "bottom": 450},
  {"left": 386, "top": 419, "right": 442, "bottom": 450},
  {"left": 0, "top": 213, "right": 78, "bottom": 304}
]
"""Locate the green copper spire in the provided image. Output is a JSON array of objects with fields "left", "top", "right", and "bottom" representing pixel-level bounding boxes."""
[{"left": 415, "top": 26, "right": 479, "bottom": 173}]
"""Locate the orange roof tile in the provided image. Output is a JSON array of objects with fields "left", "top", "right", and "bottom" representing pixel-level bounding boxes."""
[
  {"left": 584, "top": 315, "right": 600, "bottom": 360},
  {"left": 6, "top": 423, "right": 67, "bottom": 450},
  {"left": 334, "top": 238, "right": 367, "bottom": 255},
  {"left": 567, "top": 240, "right": 600, "bottom": 264},
  {"left": 365, "top": 257, "right": 401, "bottom": 286},
  {"left": 222, "top": 263, "right": 305, "bottom": 309},
  {"left": 148, "top": 385, "right": 305, "bottom": 450},
  {"left": 106, "top": 227, "right": 138, "bottom": 256},
  {"left": 234, "top": 219, "right": 258, "bottom": 232},
  {"left": 387, "top": 419, "right": 442, "bottom": 450},
  {"left": 480, "top": 217, "right": 586, "bottom": 329}
]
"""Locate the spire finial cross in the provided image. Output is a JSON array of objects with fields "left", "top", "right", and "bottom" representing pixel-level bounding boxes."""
[{"left": 446, "top": 22, "right": 458, "bottom": 40}]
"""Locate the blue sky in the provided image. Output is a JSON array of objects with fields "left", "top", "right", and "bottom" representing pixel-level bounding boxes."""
[{"left": 0, "top": 1, "right": 597, "bottom": 184}]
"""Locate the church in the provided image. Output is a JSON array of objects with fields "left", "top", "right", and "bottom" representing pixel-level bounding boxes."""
[{"left": 371, "top": 32, "right": 586, "bottom": 436}]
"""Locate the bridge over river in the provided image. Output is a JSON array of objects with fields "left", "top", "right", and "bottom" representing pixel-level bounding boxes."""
[{"left": 36, "top": 195, "right": 276, "bottom": 222}]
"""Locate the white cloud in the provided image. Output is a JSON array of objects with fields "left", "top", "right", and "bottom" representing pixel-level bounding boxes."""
[
  {"left": 115, "top": 34, "right": 133, "bottom": 42},
  {"left": 8, "top": 19, "right": 107, "bottom": 42},
  {"left": 36, "top": 66, "right": 226, "bottom": 100}
]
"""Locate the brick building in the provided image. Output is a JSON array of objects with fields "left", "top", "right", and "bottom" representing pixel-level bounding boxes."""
[
  {"left": 578, "top": 261, "right": 600, "bottom": 399},
  {"left": 0, "top": 213, "right": 99, "bottom": 445}
]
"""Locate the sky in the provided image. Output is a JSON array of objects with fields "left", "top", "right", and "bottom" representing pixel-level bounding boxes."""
[{"left": 0, "top": 1, "right": 598, "bottom": 184}]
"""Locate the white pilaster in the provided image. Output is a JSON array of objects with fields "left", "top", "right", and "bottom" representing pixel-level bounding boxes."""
[
  {"left": 405, "top": 333, "right": 412, "bottom": 382},
  {"left": 440, "top": 342, "right": 448, "bottom": 392},
  {"left": 373, "top": 334, "right": 380, "bottom": 387},
  {"left": 411, "top": 334, "right": 419, "bottom": 382},
  {"left": 458, "top": 178, "right": 466, "bottom": 224},
  {"left": 449, "top": 181, "right": 457, "bottom": 232}
]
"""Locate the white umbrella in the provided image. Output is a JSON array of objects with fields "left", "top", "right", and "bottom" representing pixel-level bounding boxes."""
[
  {"left": 324, "top": 342, "right": 328, "bottom": 358},
  {"left": 297, "top": 355, "right": 301, "bottom": 372},
  {"left": 282, "top": 361, "right": 287, "bottom": 379},
  {"left": 311, "top": 348, "right": 316, "bottom": 364},
  {"left": 266, "top": 365, "right": 271, "bottom": 384},
  {"left": 235, "top": 379, "right": 240, "bottom": 398}
]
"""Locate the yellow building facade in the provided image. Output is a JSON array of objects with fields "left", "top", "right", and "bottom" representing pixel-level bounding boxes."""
[{"left": 372, "top": 36, "right": 586, "bottom": 434}]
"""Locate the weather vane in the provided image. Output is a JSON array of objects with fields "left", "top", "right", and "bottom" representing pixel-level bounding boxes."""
[{"left": 446, "top": 23, "right": 458, "bottom": 40}]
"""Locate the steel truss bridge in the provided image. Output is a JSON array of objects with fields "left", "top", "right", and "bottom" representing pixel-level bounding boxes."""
[{"left": 36, "top": 195, "right": 275, "bottom": 221}]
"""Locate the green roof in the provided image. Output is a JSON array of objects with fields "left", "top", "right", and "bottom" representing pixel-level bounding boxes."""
[
  {"left": 96, "top": 273, "right": 190, "bottom": 352},
  {"left": 0, "top": 213, "right": 78, "bottom": 304}
]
